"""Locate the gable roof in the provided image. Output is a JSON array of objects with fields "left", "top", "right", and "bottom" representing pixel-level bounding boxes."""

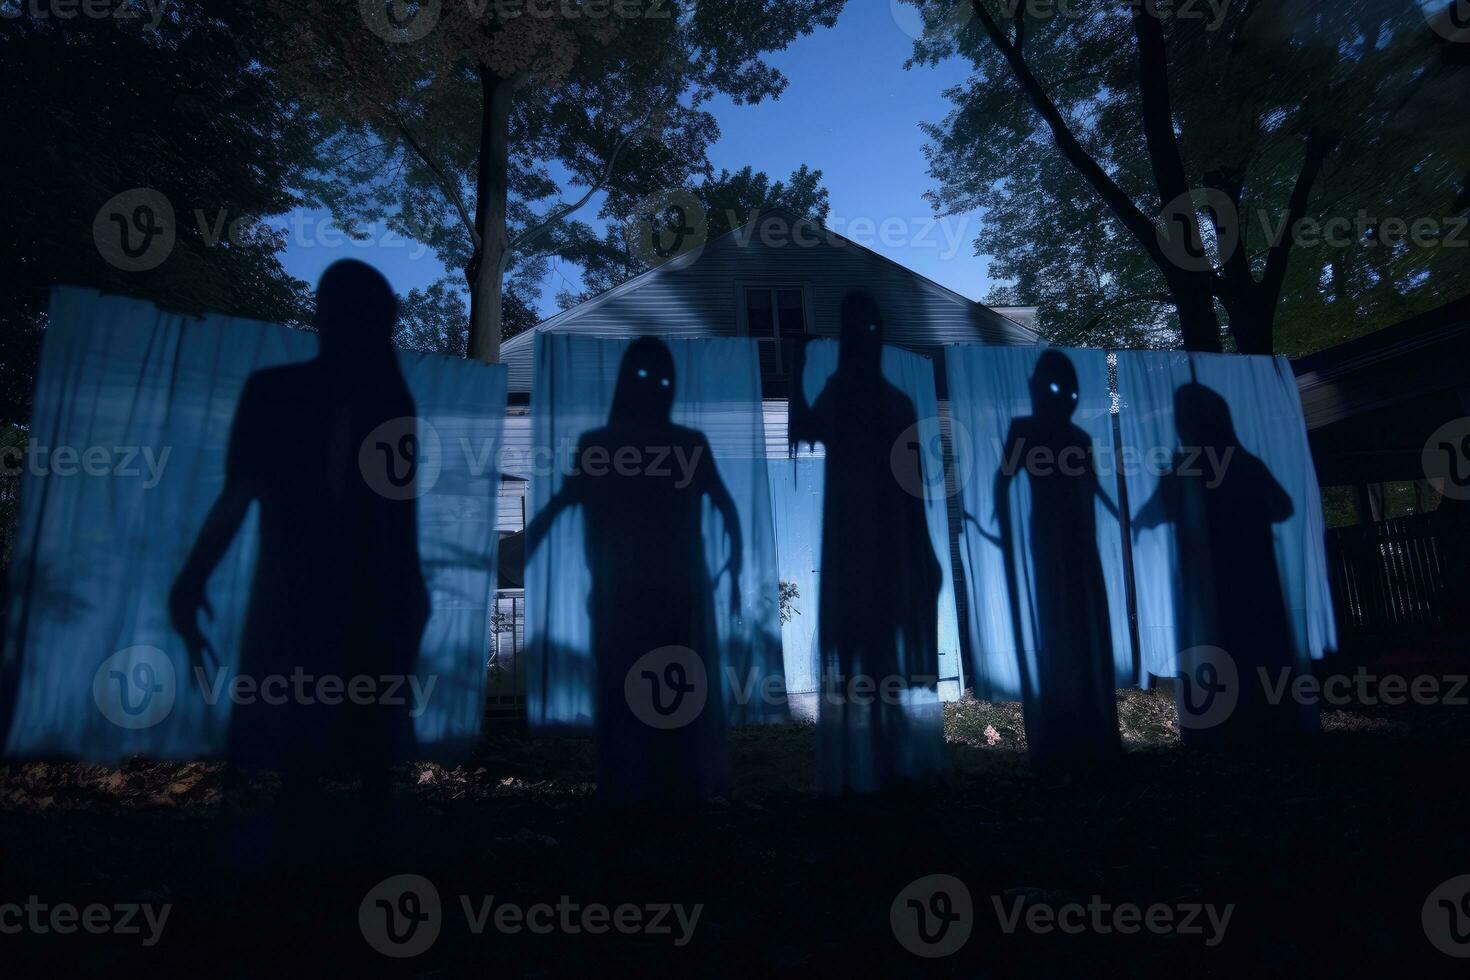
[{"left": 500, "top": 207, "right": 1036, "bottom": 392}]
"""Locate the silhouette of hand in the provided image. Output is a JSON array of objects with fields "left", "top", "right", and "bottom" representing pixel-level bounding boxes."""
[{"left": 168, "top": 578, "right": 217, "bottom": 673}]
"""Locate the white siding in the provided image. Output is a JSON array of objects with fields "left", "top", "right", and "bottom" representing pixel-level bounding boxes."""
[{"left": 501, "top": 210, "right": 1035, "bottom": 393}]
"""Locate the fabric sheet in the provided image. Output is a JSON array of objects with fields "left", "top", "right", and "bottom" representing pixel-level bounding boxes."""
[
  {"left": 781, "top": 337, "right": 954, "bottom": 791},
  {"left": 945, "top": 345, "right": 1134, "bottom": 718},
  {"left": 1115, "top": 350, "right": 1336, "bottom": 687},
  {"left": 1, "top": 288, "right": 506, "bottom": 761},
  {"left": 524, "top": 333, "right": 785, "bottom": 736},
  {"left": 768, "top": 341, "right": 965, "bottom": 717},
  {"left": 765, "top": 454, "right": 824, "bottom": 713}
]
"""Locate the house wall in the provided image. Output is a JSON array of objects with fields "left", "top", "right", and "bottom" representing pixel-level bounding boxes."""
[
  {"left": 501, "top": 211, "right": 1034, "bottom": 393},
  {"left": 490, "top": 213, "right": 1038, "bottom": 704}
]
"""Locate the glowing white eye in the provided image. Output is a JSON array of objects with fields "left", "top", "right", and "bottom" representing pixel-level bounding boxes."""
[
  {"left": 1071, "top": 391, "right": 1078, "bottom": 400},
  {"left": 660, "top": 377, "right": 670, "bottom": 387},
  {"left": 637, "top": 368, "right": 648, "bottom": 378},
  {"left": 1049, "top": 382, "right": 1060, "bottom": 394}
]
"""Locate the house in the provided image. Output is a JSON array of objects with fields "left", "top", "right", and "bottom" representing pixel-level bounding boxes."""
[
  {"left": 1291, "top": 294, "right": 1470, "bottom": 650},
  {"left": 486, "top": 208, "right": 1036, "bottom": 715}
]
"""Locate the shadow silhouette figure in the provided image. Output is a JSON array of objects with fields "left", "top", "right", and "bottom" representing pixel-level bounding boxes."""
[
  {"left": 525, "top": 337, "right": 740, "bottom": 805},
  {"left": 169, "top": 259, "right": 429, "bottom": 822},
  {"left": 789, "top": 291, "right": 944, "bottom": 794},
  {"left": 992, "top": 350, "right": 1120, "bottom": 766},
  {"left": 1133, "top": 382, "right": 1308, "bottom": 747}
]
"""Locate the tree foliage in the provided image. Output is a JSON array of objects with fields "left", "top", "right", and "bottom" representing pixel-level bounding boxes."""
[
  {"left": 565, "top": 163, "right": 832, "bottom": 304},
  {"left": 912, "top": 0, "right": 1470, "bottom": 354},
  {"left": 0, "top": 7, "right": 319, "bottom": 425},
  {"left": 265, "top": 0, "right": 846, "bottom": 359}
]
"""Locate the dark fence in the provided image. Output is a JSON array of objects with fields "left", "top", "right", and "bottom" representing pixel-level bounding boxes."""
[{"left": 1326, "top": 514, "right": 1448, "bottom": 636}]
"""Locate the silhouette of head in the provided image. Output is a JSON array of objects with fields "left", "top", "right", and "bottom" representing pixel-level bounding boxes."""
[
  {"left": 314, "top": 259, "right": 397, "bottom": 362},
  {"left": 1029, "top": 349, "right": 1080, "bottom": 421},
  {"left": 1173, "top": 382, "right": 1239, "bottom": 452},
  {"left": 838, "top": 291, "right": 884, "bottom": 375},
  {"left": 609, "top": 337, "right": 676, "bottom": 426}
]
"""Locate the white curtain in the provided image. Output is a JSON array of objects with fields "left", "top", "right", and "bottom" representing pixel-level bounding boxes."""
[
  {"left": 1116, "top": 350, "right": 1336, "bottom": 683},
  {"left": 523, "top": 333, "right": 785, "bottom": 734},
  {"left": 946, "top": 345, "right": 1133, "bottom": 696},
  {"left": 768, "top": 341, "right": 965, "bottom": 715},
  {"left": 1, "top": 288, "right": 506, "bottom": 761},
  {"left": 779, "top": 338, "right": 953, "bottom": 792},
  {"left": 945, "top": 345, "right": 1131, "bottom": 761}
]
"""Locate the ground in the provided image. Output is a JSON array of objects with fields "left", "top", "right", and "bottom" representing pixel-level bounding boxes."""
[{"left": 0, "top": 688, "right": 1467, "bottom": 977}]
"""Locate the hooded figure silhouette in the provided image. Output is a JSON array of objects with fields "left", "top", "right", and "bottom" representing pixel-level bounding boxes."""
[
  {"left": 525, "top": 337, "right": 741, "bottom": 804},
  {"left": 170, "top": 259, "right": 428, "bottom": 806},
  {"left": 789, "top": 291, "right": 945, "bottom": 793},
  {"left": 993, "top": 350, "right": 1120, "bottom": 765},
  {"left": 1133, "top": 382, "right": 1310, "bottom": 746}
]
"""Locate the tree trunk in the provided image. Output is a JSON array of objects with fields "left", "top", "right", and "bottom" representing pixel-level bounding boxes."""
[
  {"left": 1219, "top": 292, "right": 1273, "bottom": 355},
  {"left": 1168, "top": 273, "right": 1223, "bottom": 353},
  {"left": 467, "top": 70, "right": 513, "bottom": 363}
]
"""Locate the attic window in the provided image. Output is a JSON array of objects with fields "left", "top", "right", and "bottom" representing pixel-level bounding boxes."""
[
  {"left": 743, "top": 287, "right": 807, "bottom": 339},
  {"left": 741, "top": 286, "right": 809, "bottom": 377}
]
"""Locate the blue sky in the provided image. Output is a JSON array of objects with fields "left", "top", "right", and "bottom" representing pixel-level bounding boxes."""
[{"left": 279, "top": 2, "right": 994, "bottom": 318}]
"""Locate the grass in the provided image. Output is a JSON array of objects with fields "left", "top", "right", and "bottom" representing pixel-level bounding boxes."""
[{"left": 0, "top": 687, "right": 1466, "bottom": 977}]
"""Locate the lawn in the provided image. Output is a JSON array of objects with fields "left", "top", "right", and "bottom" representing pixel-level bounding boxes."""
[{"left": 0, "top": 687, "right": 1465, "bottom": 977}]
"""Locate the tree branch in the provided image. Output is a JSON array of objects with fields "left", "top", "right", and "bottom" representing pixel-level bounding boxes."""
[
  {"left": 327, "top": 141, "right": 390, "bottom": 168},
  {"left": 1078, "top": 292, "right": 1175, "bottom": 337},
  {"left": 390, "top": 111, "right": 481, "bottom": 250},
  {"left": 967, "top": 0, "right": 1171, "bottom": 270},
  {"left": 1203, "top": 165, "right": 1251, "bottom": 301},
  {"left": 1258, "top": 128, "right": 1334, "bottom": 306},
  {"left": 499, "top": 98, "right": 667, "bottom": 276},
  {"left": 1049, "top": 69, "right": 1108, "bottom": 91},
  {"left": 1131, "top": 5, "right": 1192, "bottom": 212}
]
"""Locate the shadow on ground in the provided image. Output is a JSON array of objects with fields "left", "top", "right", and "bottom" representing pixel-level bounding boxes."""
[{"left": 1, "top": 687, "right": 1467, "bottom": 977}]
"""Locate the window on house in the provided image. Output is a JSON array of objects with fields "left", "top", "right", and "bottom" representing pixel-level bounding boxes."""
[
  {"left": 775, "top": 288, "right": 806, "bottom": 334},
  {"left": 745, "top": 287, "right": 775, "bottom": 338},
  {"left": 742, "top": 286, "right": 808, "bottom": 374}
]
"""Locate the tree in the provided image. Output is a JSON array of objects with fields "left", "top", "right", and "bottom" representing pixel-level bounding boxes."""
[
  {"left": 0, "top": 6, "right": 318, "bottom": 427},
  {"left": 912, "top": 0, "right": 1470, "bottom": 353},
  {"left": 394, "top": 270, "right": 541, "bottom": 355},
  {"left": 266, "top": 0, "right": 846, "bottom": 362},
  {"left": 564, "top": 163, "right": 831, "bottom": 305}
]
